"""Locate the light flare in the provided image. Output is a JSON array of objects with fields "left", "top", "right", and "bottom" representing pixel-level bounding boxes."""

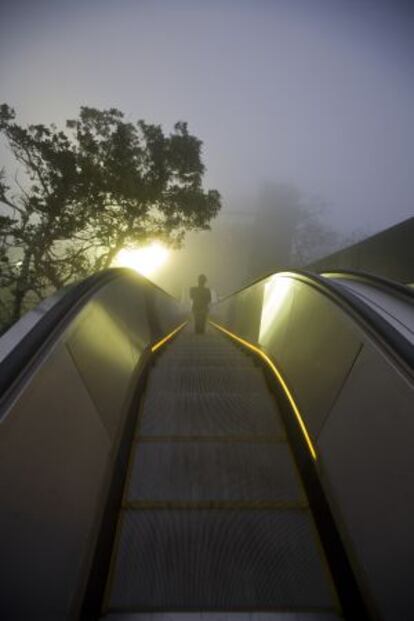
[
  {"left": 259, "top": 275, "right": 293, "bottom": 343},
  {"left": 113, "top": 242, "right": 170, "bottom": 277}
]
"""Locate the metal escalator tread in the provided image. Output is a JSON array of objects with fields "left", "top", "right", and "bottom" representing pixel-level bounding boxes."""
[
  {"left": 146, "top": 366, "right": 270, "bottom": 394},
  {"left": 155, "top": 357, "right": 254, "bottom": 367},
  {"left": 139, "top": 333, "right": 283, "bottom": 437},
  {"left": 104, "top": 615, "right": 342, "bottom": 620},
  {"left": 103, "top": 328, "right": 339, "bottom": 616},
  {"left": 138, "top": 390, "right": 284, "bottom": 437},
  {"left": 108, "top": 510, "right": 336, "bottom": 611},
  {"left": 104, "top": 613, "right": 342, "bottom": 620},
  {"left": 126, "top": 442, "right": 306, "bottom": 504}
]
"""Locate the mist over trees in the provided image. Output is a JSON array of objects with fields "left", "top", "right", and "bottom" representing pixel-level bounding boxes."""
[
  {"left": 0, "top": 103, "right": 365, "bottom": 327},
  {"left": 162, "top": 181, "right": 360, "bottom": 300},
  {"left": 0, "top": 104, "right": 221, "bottom": 325},
  {"left": 248, "top": 182, "right": 362, "bottom": 279}
]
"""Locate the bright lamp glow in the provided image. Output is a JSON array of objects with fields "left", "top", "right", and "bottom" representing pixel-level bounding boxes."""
[
  {"left": 259, "top": 275, "right": 293, "bottom": 343},
  {"left": 113, "top": 242, "right": 170, "bottom": 277}
]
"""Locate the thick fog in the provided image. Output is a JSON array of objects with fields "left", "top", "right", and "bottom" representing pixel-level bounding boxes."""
[{"left": 1, "top": 0, "right": 413, "bottom": 296}]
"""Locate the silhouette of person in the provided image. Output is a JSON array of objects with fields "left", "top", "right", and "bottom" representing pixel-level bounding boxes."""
[{"left": 190, "top": 274, "right": 211, "bottom": 334}]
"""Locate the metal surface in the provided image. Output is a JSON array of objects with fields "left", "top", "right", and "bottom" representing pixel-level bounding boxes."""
[
  {"left": 324, "top": 274, "right": 414, "bottom": 344},
  {"left": 139, "top": 391, "right": 284, "bottom": 438},
  {"left": 103, "top": 613, "right": 342, "bottom": 620},
  {"left": 0, "top": 271, "right": 183, "bottom": 619},
  {"left": 104, "top": 329, "right": 338, "bottom": 616},
  {"left": 213, "top": 269, "right": 414, "bottom": 620},
  {"left": 3, "top": 264, "right": 413, "bottom": 618},
  {"left": 318, "top": 345, "right": 414, "bottom": 621},
  {"left": 109, "top": 509, "right": 335, "bottom": 611},
  {"left": 126, "top": 442, "right": 305, "bottom": 504},
  {"left": 307, "top": 215, "right": 414, "bottom": 283}
]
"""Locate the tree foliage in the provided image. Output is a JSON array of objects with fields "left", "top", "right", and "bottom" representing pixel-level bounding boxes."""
[
  {"left": 248, "top": 182, "right": 358, "bottom": 278},
  {"left": 0, "top": 104, "right": 221, "bottom": 323}
]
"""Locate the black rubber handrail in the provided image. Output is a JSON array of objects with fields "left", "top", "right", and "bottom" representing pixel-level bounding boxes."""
[
  {"left": 214, "top": 269, "right": 414, "bottom": 377},
  {"left": 0, "top": 268, "right": 170, "bottom": 407},
  {"left": 321, "top": 269, "right": 414, "bottom": 304},
  {"left": 289, "top": 271, "right": 414, "bottom": 373}
]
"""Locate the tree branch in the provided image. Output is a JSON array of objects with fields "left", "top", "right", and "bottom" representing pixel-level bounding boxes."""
[{"left": 0, "top": 196, "right": 24, "bottom": 216}]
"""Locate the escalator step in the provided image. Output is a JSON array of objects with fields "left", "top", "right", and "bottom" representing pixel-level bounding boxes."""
[
  {"left": 125, "top": 442, "right": 306, "bottom": 505},
  {"left": 102, "top": 330, "right": 339, "bottom": 618},
  {"left": 103, "top": 613, "right": 342, "bottom": 620},
  {"left": 138, "top": 391, "right": 283, "bottom": 437},
  {"left": 155, "top": 357, "right": 254, "bottom": 367},
  {"left": 106, "top": 509, "right": 337, "bottom": 612},
  {"left": 146, "top": 366, "right": 270, "bottom": 394}
]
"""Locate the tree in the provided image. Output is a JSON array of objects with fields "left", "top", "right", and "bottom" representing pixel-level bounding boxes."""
[
  {"left": 0, "top": 104, "right": 221, "bottom": 323},
  {"left": 249, "top": 182, "right": 304, "bottom": 277},
  {"left": 247, "top": 182, "right": 358, "bottom": 278}
]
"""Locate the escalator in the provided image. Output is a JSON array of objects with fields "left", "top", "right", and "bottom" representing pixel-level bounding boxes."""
[
  {"left": 321, "top": 270, "right": 414, "bottom": 345},
  {"left": 0, "top": 268, "right": 413, "bottom": 621},
  {"left": 101, "top": 327, "right": 341, "bottom": 619}
]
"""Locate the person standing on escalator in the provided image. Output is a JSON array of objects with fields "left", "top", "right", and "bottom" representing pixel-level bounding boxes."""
[{"left": 190, "top": 274, "right": 211, "bottom": 334}]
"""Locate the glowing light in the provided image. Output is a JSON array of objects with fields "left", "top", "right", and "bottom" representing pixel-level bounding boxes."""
[
  {"left": 210, "top": 320, "right": 317, "bottom": 461},
  {"left": 113, "top": 242, "right": 170, "bottom": 277},
  {"left": 259, "top": 275, "right": 293, "bottom": 343}
]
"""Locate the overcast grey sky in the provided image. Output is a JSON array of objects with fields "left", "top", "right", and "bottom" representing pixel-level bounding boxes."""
[{"left": 1, "top": 0, "right": 413, "bottom": 237}]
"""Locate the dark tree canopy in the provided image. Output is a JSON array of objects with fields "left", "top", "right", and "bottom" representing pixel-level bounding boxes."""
[{"left": 0, "top": 104, "right": 221, "bottom": 323}]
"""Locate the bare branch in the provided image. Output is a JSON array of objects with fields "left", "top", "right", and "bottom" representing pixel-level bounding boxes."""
[
  {"left": 0, "top": 196, "right": 24, "bottom": 216},
  {"left": 14, "top": 170, "right": 31, "bottom": 202}
]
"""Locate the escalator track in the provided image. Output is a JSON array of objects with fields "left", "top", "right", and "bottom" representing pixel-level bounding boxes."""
[
  {"left": 100, "top": 326, "right": 344, "bottom": 620},
  {"left": 1, "top": 267, "right": 413, "bottom": 620}
]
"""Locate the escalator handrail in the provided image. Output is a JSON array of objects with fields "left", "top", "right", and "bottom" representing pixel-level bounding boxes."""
[
  {"left": 289, "top": 271, "right": 414, "bottom": 375},
  {"left": 0, "top": 268, "right": 158, "bottom": 407},
  {"left": 321, "top": 269, "right": 414, "bottom": 304},
  {"left": 214, "top": 269, "right": 414, "bottom": 377}
]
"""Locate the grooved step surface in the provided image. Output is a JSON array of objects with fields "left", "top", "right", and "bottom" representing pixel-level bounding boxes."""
[
  {"left": 156, "top": 357, "right": 255, "bottom": 367},
  {"left": 103, "top": 328, "right": 338, "bottom": 616},
  {"left": 108, "top": 510, "right": 335, "bottom": 611},
  {"left": 126, "top": 442, "right": 306, "bottom": 504},
  {"left": 104, "top": 614, "right": 342, "bottom": 620},
  {"left": 138, "top": 391, "right": 283, "bottom": 437},
  {"left": 146, "top": 366, "right": 270, "bottom": 394}
]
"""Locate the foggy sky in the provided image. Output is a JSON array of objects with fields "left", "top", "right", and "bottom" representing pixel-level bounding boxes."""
[{"left": 1, "top": 0, "right": 413, "bottom": 288}]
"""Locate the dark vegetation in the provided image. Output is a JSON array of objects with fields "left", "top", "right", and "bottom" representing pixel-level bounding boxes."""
[{"left": 0, "top": 104, "right": 221, "bottom": 326}]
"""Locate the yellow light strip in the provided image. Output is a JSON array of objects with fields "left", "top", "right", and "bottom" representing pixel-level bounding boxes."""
[
  {"left": 151, "top": 321, "right": 188, "bottom": 353},
  {"left": 209, "top": 320, "right": 317, "bottom": 461}
]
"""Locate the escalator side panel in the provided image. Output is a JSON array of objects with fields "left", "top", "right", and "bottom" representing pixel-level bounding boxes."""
[
  {"left": 0, "top": 273, "right": 182, "bottom": 619},
  {"left": 66, "top": 300, "right": 140, "bottom": 439},
  {"left": 318, "top": 345, "right": 414, "bottom": 621},
  {"left": 0, "top": 346, "right": 111, "bottom": 617},
  {"left": 259, "top": 280, "right": 363, "bottom": 439},
  {"left": 213, "top": 270, "right": 414, "bottom": 620}
]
